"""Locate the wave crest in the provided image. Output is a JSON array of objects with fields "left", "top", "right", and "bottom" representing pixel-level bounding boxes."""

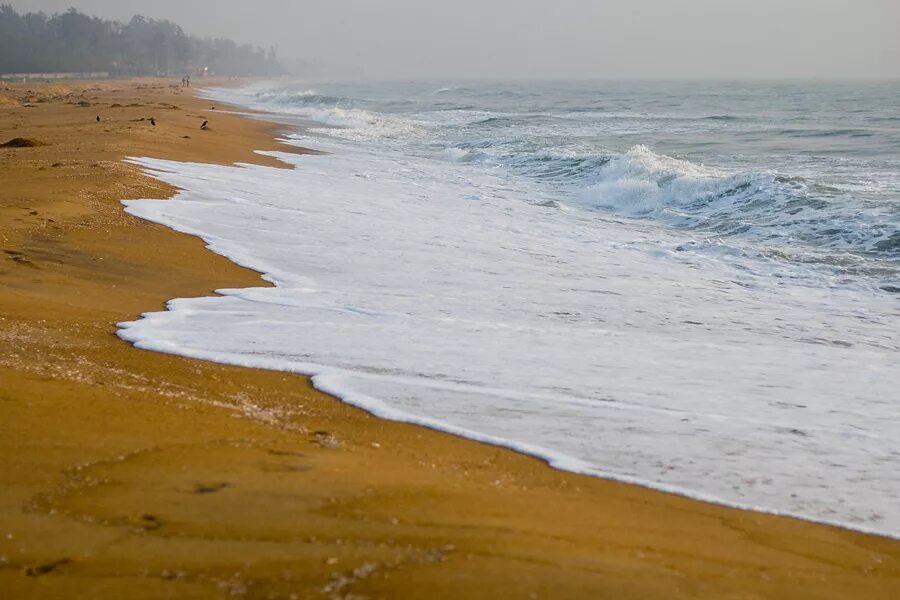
[{"left": 578, "top": 146, "right": 899, "bottom": 261}]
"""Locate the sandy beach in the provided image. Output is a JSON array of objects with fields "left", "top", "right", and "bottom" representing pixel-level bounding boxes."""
[{"left": 2, "top": 78, "right": 899, "bottom": 599}]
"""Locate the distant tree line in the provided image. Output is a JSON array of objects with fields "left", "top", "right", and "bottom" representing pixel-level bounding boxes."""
[{"left": 0, "top": 5, "right": 283, "bottom": 76}]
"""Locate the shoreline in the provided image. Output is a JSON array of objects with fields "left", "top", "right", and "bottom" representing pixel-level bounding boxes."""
[
  {"left": 2, "top": 78, "right": 899, "bottom": 599},
  {"left": 120, "top": 275, "right": 900, "bottom": 544},
  {"left": 126, "top": 85, "right": 899, "bottom": 543}
]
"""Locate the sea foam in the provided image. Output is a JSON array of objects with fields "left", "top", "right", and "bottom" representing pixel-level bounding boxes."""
[{"left": 119, "top": 132, "right": 900, "bottom": 538}]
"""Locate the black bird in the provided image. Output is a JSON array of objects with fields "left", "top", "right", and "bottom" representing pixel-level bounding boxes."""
[
  {"left": 200, "top": 120, "right": 209, "bottom": 130},
  {"left": 150, "top": 117, "right": 156, "bottom": 126},
  {"left": 96, "top": 115, "right": 100, "bottom": 122}
]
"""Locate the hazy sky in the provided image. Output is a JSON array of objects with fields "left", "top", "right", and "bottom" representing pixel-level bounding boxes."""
[{"left": 9, "top": 0, "right": 900, "bottom": 79}]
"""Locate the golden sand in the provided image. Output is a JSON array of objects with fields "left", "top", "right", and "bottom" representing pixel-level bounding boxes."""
[{"left": 1, "top": 79, "right": 898, "bottom": 599}]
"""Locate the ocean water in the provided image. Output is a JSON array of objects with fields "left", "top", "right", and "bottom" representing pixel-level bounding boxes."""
[{"left": 119, "top": 80, "right": 900, "bottom": 537}]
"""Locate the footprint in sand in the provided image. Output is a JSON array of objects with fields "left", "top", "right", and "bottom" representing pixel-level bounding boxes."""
[{"left": 4, "top": 249, "right": 36, "bottom": 268}]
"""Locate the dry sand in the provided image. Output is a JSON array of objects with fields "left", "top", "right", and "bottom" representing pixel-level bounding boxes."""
[{"left": 1, "top": 78, "right": 898, "bottom": 599}]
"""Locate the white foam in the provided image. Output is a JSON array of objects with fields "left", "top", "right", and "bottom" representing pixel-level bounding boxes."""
[
  {"left": 119, "top": 142, "right": 900, "bottom": 539},
  {"left": 580, "top": 145, "right": 737, "bottom": 213}
]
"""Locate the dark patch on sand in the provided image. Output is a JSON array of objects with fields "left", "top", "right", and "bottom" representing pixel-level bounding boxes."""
[
  {"left": 2, "top": 137, "right": 46, "bottom": 148},
  {"left": 192, "top": 482, "right": 231, "bottom": 494},
  {"left": 25, "top": 558, "right": 72, "bottom": 577}
]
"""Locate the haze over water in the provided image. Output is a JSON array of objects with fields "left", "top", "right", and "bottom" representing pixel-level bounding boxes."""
[
  {"left": 120, "top": 79, "right": 900, "bottom": 536},
  {"left": 11, "top": 0, "right": 900, "bottom": 79}
]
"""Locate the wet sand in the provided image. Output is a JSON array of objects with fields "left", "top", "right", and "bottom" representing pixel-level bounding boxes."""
[{"left": 1, "top": 78, "right": 899, "bottom": 599}]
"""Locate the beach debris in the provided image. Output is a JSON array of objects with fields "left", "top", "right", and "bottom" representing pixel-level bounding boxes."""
[
  {"left": 1, "top": 137, "right": 46, "bottom": 148},
  {"left": 311, "top": 430, "right": 341, "bottom": 449},
  {"left": 200, "top": 120, "right": 209, "bottom": 130}
]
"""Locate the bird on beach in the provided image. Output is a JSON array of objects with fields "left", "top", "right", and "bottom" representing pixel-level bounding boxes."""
[
  {"left": 96, "top": 115, "right": 100, "bottom": 122},
  {"left": 150, "top": 117, "right": 156, "bottom": 126},
  {"left": 200, "top": 120, "right": 209, "bottom": 130}
]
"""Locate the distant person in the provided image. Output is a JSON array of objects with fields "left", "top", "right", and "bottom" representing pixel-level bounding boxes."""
[
  {"left": 186, "top": 75, "right": 191, "bottom": 88},
  {"left": 181, "top": 76, "right": 186, "bottom": 87}
]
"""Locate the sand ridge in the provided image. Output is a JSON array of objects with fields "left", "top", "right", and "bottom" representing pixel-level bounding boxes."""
[{"left": 1, "top": 78, "right": 899, "bottom": 599}]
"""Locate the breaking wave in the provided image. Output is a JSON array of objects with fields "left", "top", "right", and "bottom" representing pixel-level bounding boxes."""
[
  {"left": 209, "top": 81, "right": 900, "bottom": 273},
  {"left": 577, "top": 146, "right": 899, "bottom": 259}
]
